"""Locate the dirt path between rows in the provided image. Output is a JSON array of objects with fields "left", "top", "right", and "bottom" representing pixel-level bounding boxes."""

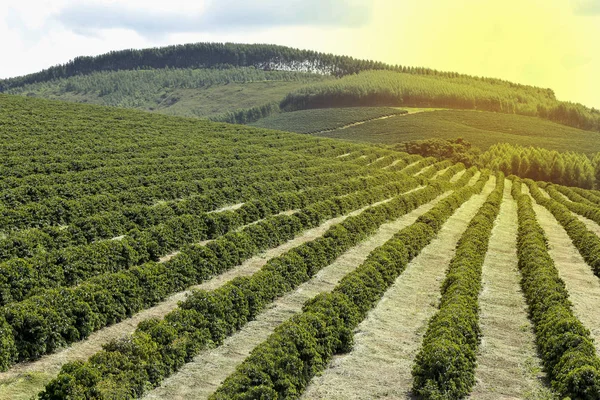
[
  {"left": 470, "top": 180, "right": 552, "bottom": 399},
  {"left": 143, "top": 192, "right": 453, "bottom": 400},
  {"left": 531, "top": 195, "right": 600, "bottom": 354},
  {"left": 316, "top": 108, "right": 443, "bottom": 135},
  {"left": 0, "top": 197, "right": 401, "bottom": 400},
  {"left": 300, "top": 176, "right": 495, "bottom": 400},
  {"left": 539, "top": 186, "right": 600, "bottom": 237}
]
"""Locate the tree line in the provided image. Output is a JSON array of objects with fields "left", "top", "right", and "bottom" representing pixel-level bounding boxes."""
[
  {"left": 0, "top": 42, "right": 562, "bottom": 97},
  {"left": 480, "top": 143, "right": 597, "bottom": 188},
  {"left": 279, "top": 71, "right": 600, "bottom": 131}
]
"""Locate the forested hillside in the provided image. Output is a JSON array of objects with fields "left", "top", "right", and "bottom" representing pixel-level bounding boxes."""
[
  {"left": 281, "top": 70, "right": 600, "bottom": 131},
  {"left": 3, "top": 42, "right": 599, "bottom": 132},
  {"left": 6, "top": 68, "right": 326, "bottom": 118}
]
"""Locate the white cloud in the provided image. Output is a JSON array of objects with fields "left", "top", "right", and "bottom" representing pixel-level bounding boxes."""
[{"left": 0, "top": 0, "right": 598, "bottom": 109}]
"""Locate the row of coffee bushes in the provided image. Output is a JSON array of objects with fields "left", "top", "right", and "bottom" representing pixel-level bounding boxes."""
[
  {"left": 371, "top": 155, "right": 412, "bottom": 171},
  {"left": 0, "top": 129, "right": 362, "bottom": 180},
  {"left": 208, "top": 173, "right": 491, "bottom": 399},
  {"left": 393, "top": 157, "right": 438, "bottom": 175},
  {"left": 1, "top": 141, "right": 393, "bottom": 207},
  {"left": 512, "top": 178, "right": 600, "bottom": 398},
  {"left": 0, "top": 160, "right": 372, "bottom": 230},
  {"left": 553, "top": 185, "right": 597, "bottom": 207},
  {"left": 542, "top": 183, "right": 600, "bottom": 226},
  {"left": 451, "top": 167, "right": 478, "bottom": 188},
  {"left": 527, "top": 181, "right": 600, "bottom": 276},
  {"left": 0, "top": 152, "right": 329, "bottom": 207},
  {"left": 0, "top": 168, "right": 409, "bottom": 262},
  {"left": 0, "top": 139, "right": 364, "bottom": 190},
  {"left": 411, "top": 174, "right": 504, "bottom": 398},
  {"left": 436, "top": 162, "right": 466, "bottom": 182},
  {"left": 570, "top": 186, "right": 600, "bottom": 206},
  {"left": 0, "top": 175, "right": 421, "bottom": 305},
  {"left": 0, "top": 175, "right": 435, "bottom": 369},
  {"left": 0, "top": 155, "right": 359, "bottom": 207},
  {"left": 39, "top": 176, "right": 468, "bottom": 398},
  {"left": 416, "top": 160, "right": 454, "bottom": 180}
]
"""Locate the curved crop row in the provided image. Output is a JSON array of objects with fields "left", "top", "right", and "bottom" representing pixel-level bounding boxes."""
[
  {"left": 0, "top": 160, "right": 371, "bottom": 230},
  {"left": 0, "top": 151, "right": 337, "bottom": 207},
  {"left": 400, "top": 157, "right": 438, "bottom": 175},
  {"left": 528, "top": 181, "right": 600, "bottom": 277},
  {"left": 0, "top": 169, "right": 410, "bottom": 262},
  {"left": 411, "top": 173, "right": 504, "bottom": 398},
  {"left": 542, "top": 183, "right": 600, "bottom": 227},
  {"left": 0, "top": 176, "right": 421, "bottom": 306},
  {"left": 38, "top": 176, "right": 460, "bottom": 398},
  {"left": 570, "top": 187, "right": 600, "bottom": 206},
  {"left": 0, "top": 176, "right": 438, "bottom": 369},
  {"left": 208, "top": 172, "right": 491, "bottom": 400},
  {"left": 436, "top": 162, "right": 466, "bottom": 182},
  {"left": 417, "top": 160, "right": 454, "bottom": 180},
  {"left": 553, "top": 185, "right": 597, "bottom": 207},
  {"left": 513, "top": 178, "right": 600, "bottom": 398}
]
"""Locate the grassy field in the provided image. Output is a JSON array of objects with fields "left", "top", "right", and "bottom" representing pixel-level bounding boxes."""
[
  {"left": 314, "top": 108, "right": 600, "bottom": 153},
  {"left": 3, "top": 95, "right": 600, "bottom": 399},
  {"left": 250, "top": 107, "right": 407, "bottom": 133}
]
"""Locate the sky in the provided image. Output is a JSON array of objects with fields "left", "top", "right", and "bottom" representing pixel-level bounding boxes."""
[{"left": 1, "top": 0, "right": 599, "bottom": 108}]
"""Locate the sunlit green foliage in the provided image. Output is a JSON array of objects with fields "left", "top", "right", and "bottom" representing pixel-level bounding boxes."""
[
  {"left": 250, "top": 107, "right": 406, "bottom": 133},
  {"left": 480, "top": 143, "right": 595, "bottom": 188},
  {"left": 282, "top": 70, "right": 600, "bottom": 131}
]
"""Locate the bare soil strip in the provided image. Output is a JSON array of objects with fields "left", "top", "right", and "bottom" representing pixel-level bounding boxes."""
[
  {"left": 575, "top": 214, "right": 600, "bottom": 237},
  {"left": 470, "top": 180, "right": 552, "bottom": 399},
  {"left": 449, "top": 169, "right": 466, "bottom": 183},
  {"left": 316, "top": 107, "right": 443, "bottom": 135},
  {"left": 414, "top": 165, "right": 433, "bottom": 176},
  {"left": 367, "top": 157, "right": 386, "bottom": 166},
  {"left": 300, "top": 177, "right": 495, "bottom": 400},
  {"left": 158, "top": 209, "right": 299, "bottom": 263},
  {"left": 0, "top": 200, "right": 395, "bottom": 400},
  {"left": 539, "top": 186, "right": 600, "bottom": 237},
  {"left": 531, "top": 197, "right": 600, "bottom": 353},
  {"left": 143, "top": 192, "right": 453, "bottom": 400},
  {"left": 382, "top": 159, "right": 403, "bottom": 170},
  {"left": 432, "top": 167, "right": 450, "bottom": 179},
  {"left": 317, "top": 114, "right": 401, "bottom": 134},
  {"left": 207, "top": 202, "right": 245, "bottom": 214}
]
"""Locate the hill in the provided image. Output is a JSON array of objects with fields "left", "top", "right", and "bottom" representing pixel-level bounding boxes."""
[
  {"left": 3, "top": 42, "right": 599, "bottom": 132},
  {"left": 2, "top": 95, "right": 600, "bottom": 399},
  {"left": 5, "top": 68, "right": 327, "bottom": 119},
  {"left": 303, "top": 108, "right": 600, "bottom": 154}
]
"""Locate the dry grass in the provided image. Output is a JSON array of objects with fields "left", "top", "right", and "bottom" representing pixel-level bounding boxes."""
[
  {"left": 414, "top": 165, "right": 433, "bottom": 177},
  {"left": 470, "top": 180, "right": 553, "bottom": 400},
  {"left": 538, "top": 187, "right": 600, "bottom": 237},
  {"left": 158, "top": 209, "right": 299, "bottom": 263},
  {"left": 143, "top": 192, "right": 453, "bottom": 400},
  {"left": 0, "top": 203, "right": 390, "bottom": 400},
  {"left": 300, "top": 176, "right": 496, "bottom": 400},
  {"left": 207, "top": 202, "right": 245, "bottom": 214},
  {"left": 449, "top": 169, "right": 466, "bottom": 183},
  {"left": 531, "top": 197, "right": 600, "bottom": 353},
  {"left": 367, "top": 157, "right": 386, "bottom": 166},
  {"left": 382, "top": 159, "right": 403, "bottom": 170},
  {"left": 575, "top": 214, "right": 600, "bottom": 237},
  {"left": 432, "top": 167, "right": 450, "bottom": 179}
]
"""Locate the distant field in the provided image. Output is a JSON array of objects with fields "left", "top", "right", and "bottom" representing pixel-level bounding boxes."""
[
  {"left": 250, "top": 107, "right": 407, "bottom": 133},
  {"left": 315, "top": 109, "right": 600, "bottom": 153}
]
